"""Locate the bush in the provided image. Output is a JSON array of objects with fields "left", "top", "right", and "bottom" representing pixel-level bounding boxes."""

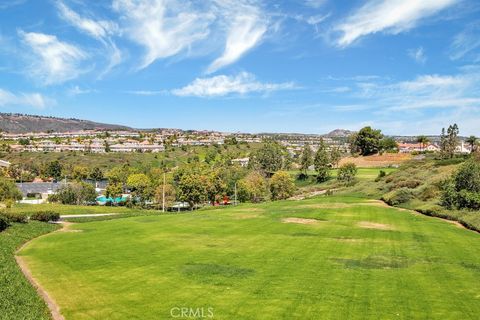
[
  {"left": 270, "top": 171, "right": 296, "bottom": 201},
  {"left": 441, "top": 159, "right": 480, "bottom": 210},
  {"left": 337, "top": 163, "right": 357, "bottom": 185},
  {"left": 0, "top": 211, "right": 28, "bottom": 223},
  {"left": 375, "top": 170, "right": 387, "bottom": 182},
  {"left": 0, "top": 215, "right": 9, "bottom": 232},
  {"left": 30, "top": 211, "right": 60, "bottom": 222},
  {"left": 395, "top": 179, "right": 422, "bottom": 189},
  {"left": 382, "top": 188, "right": 414, "bottom": 206}
]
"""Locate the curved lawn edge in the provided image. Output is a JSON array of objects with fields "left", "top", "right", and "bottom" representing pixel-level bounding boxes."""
[
  {"left": 14, "top": 223, "right": 67, "bottom": 320},
  {"left": 0, "top": 221, "right": 60, "bottom": 320},
  {"left": 379, "top": 200, "right": 479, "bottom": 233}
]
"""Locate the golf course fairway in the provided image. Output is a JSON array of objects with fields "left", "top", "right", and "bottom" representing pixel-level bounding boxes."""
[{"left": 17, "top": 196, "right": 480, "bottom": 319}]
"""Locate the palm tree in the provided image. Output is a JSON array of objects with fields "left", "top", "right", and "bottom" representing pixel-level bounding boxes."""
[
  {"left": 416, "top": 135, "right": 430, "bottom": 152},
  {"left": 466, "top": 136, "right": 477, "bottom": 153}
]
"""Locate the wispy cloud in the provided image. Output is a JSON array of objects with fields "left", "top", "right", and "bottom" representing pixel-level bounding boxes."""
[
  {"left": 172, "top": 72, "right": 295, "bottom": 97},
  {"left": 67, "top": 85, "right": 97, "bottom": 96},
  {"left": 206, "top": 1, "right": 267, "bottom": 74},
  {"left": 408, "top": 47, "right": 427, "bottom": 64},
  {"left": 56, "top": 1, "right": 122, "bottom": 75},
  {"left": 0, "top": 88, "right": 55, "bottom": 109},
  {"left": 334, "top": 0, "right": 459, "bottom": 47},
  {"left": 449, "top": 22, "right": 480, "bottom": 61},
  {"left": 124, "top": 90, "right": 167, "bottom": 96},
  {"left": 304, "top": 0, "right": 326, "bottom": 9},
  {"left": 112, "top": 0, "right": 213, "bottom": 70},
  {"left": 19, "top": 31, "right": 88, "bottom": 85},
  {"left": 56, "top": 1, "right": 118, "bottom": 40}
]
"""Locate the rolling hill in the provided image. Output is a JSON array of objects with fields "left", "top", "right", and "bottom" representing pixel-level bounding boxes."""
[{"left": 0, "top": 113, "right": 132, "bottom": 134}]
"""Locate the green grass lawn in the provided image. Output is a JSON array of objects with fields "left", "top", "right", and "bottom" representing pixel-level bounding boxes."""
[
  {"left": 18, "top": 195, "right": 480, "bottom": 319},
  {"left": 10, "top": 203, "right": 163, "bottom": 216},
  {"left": 0, "top": 221, "right": 59, "bottom": 320}
]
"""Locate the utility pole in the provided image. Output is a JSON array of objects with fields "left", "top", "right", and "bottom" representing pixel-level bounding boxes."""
[{"left": 162, "top": 172, "right": 166, "bottom": 213}]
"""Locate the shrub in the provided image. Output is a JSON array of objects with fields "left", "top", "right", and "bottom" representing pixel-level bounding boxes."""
[
  {"left": 395, "top": 179, "right": 422, "bottom": 189},
  {"left": 441, "top": 159, "right": 480, "bottom": 210},
  {"left": 382, "top": 188, "right": 414, "bottom": 206},
  {"left": 375, "top": 170, "right": 387, "bottom": 182},
  {"left": 30, "top": 211, "right": 60, "bottom": 222},
  {"left": 270, "top": 171, "right": 296, "bottom": 200},
  {"left": 0, "top": 211, "right": 28, "bottom": 223},
  {"left": 0, "top": 215, "right": 9, "bottom": 232},
  {"left": 337, "top": 163, "right": 357, "bottom": 185}
]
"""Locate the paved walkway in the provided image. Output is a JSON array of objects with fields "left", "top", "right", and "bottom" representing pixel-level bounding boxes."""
[{"left": 59, "top": 213, "right": 118, "bottom": 219}]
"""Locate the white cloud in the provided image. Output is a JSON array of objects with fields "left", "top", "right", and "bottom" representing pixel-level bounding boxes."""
[
  {"left": 67, "top": 85, "right": 97, "bottom": 96},
  {"left": 304, "top": 0, "right": 326, "bottom": 9},
  {"left": 56, "top": 1, "right": 118, "bottom": 40},
  {"left": 206, "top": 1, "right": 268, "bottom": 73},
  {"left": 334, "top": 0, "right": 459, "bottom": 47},
  {"left": 172, "top": 72, "right": 295, "bottom": 97},
  {"left": 125, "top": 90, "right": 167, "bottom": 96},
  {"left": 355, "top": 72, "right": 480, "bottom": 111},
  {"left": 449, "top": 22, "right": 480, "bottom": 61},
  {"left": 112, "top": 0, "right": 214, "bottom": 70},
  {"left": 56, "top": 1, "right": 121, "bottom": 75},
  {"left": 19, "top": 31, "right": 87, "bottom": 85},
  {"left": 408, "top": 47, "right": 427, "bottom": 64},
  {"left": 0, "top": 88, "right": 55, "bottom": 109}
]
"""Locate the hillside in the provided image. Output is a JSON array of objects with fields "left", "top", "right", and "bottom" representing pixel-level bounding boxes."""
[{"left": 0, "top": 113, "right": 132, "bottom": 133}]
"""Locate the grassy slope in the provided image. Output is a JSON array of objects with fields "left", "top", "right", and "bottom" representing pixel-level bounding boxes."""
[
  {"left": 0, "top": 221, "right": 59, "bottom": 320},
  {"left": 342, "top": 158, "right": 480, "bottom": 231},
  {"left": 19, "top": 196, "right": 480, "bottom": 320},
  {"left": 10, "top": 203, "right": 164, "bottom": 216},
  {"left": 1, "top": 144, "right": 256, "bottom": 171}
]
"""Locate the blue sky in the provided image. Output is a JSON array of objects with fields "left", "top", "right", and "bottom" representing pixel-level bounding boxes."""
[{"left": 1, "top": 0, "right": 480, "bottom": 135}]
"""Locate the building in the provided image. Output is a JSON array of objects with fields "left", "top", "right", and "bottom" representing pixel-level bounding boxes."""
[
  {"left": 231, "top": 158, "right": 249, "bottom": 167},
  {"left": 0, "top": 160, "right": 11, "bottom": 168},
  {"left": 16, "top": 182, "right": 64, "bottom": 200}
]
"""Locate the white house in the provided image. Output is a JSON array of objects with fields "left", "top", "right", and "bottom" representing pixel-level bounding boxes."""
[{"left": 0, "top": 160, "right": 11, "bottom": 168}]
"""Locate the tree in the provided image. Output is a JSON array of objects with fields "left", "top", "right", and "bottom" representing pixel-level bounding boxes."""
[
  {"left": 330, "top": 146, "right": 342, "bottom": 168},
  {"left": 127, "top": 173, "right": 153, "bottom": 202},
  {"left": 466, "top": 136, "right": 477, "bottom": 153},
  {"left": 155, "top": 184, "right": 176, "bottom": 209},
  {"left": 205, "top": 169, "right": 227, "bottom": 205},
  {"left": 442, "top": 159, "right": 480, "bottom": 210},
  {"left": 176, "top": 171, "right": 208, "bottom": 209},
  {"left": 106, "top": 166, "right": 130, "bottom": 184},
  {"left": 204, "top": 148, "right": 218, "bottom": 164},
  {"left": 106, "top": 182, "right": 123, "bottom": 199},
  {"left": 380, "top": 137, "right": 399, "bottom": 153},
  {"left": 440, "top": 127, "right": 448, "bottom": 158},
  {"left": 337, "top": 163, "right": 358, "bottom": 185},
  {"left": 44, "top": 160, "right": 63, "bottom": 180},
  {"left": 314, "top": 138, "right": 330, "bottom": 183},
  {"left": 54, "top": 183, "right": 96, "bottom": 205},
  {"left": 270, "top": 171, "right": 296, "bottom": 200},
  {"left": 299, "top": 144, "right": 313, "bottom": 177},
  {"left": 351, "top": 126, "right": 383, "bottom": 156},
  {"left": 445, "top": 124, "right": 459, "bottom": 158},
  {"left": 237, "top": 171, "right": 269, "bottom": 203},
  {"left": 416, "top": 135, "right": 430, "bottom": 152},
  {"left": 89, "top": 167, "right": 104, "bottom": 181},
  {"left": 0, "top": 177, "right": 22, "bottom": 202},
  {"left": 249, "top": 140, "right": 286, "bottom": 176},
  {"left": 72, "top": 166, "right": 89, "bottom": 181}
]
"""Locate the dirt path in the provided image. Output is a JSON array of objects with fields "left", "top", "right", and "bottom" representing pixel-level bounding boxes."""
[{"left": 15, "top": 222, "right": 71, "bottom": 320}]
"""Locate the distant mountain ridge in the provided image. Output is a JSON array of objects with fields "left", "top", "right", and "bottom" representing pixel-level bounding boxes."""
[
  {"left": 0, "top": 113, "right": 132, "bottom": 134},
  {"left": 325, "top": 129, "right": 355, "bottom": 138}
]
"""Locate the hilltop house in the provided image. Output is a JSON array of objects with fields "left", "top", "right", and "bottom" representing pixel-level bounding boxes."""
[{"left": 0, "top": 160, "right": 11, "bottom": 168}]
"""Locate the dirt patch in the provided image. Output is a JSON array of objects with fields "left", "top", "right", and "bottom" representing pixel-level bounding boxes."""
[
  {"left": 358, "top": 221, "right": 395, "bottom": 230},
  {"left": 233, "top": 213, "right": 259, "bottom": 220},
  {"left": 282, "top": 217, "right": 320, "bottom": 225},
  {"left": 339, "top": 154, "right": 411, "bottom": 167},
  {"left": 56, "top": 221, "right": 83, "bottom": 232}
]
